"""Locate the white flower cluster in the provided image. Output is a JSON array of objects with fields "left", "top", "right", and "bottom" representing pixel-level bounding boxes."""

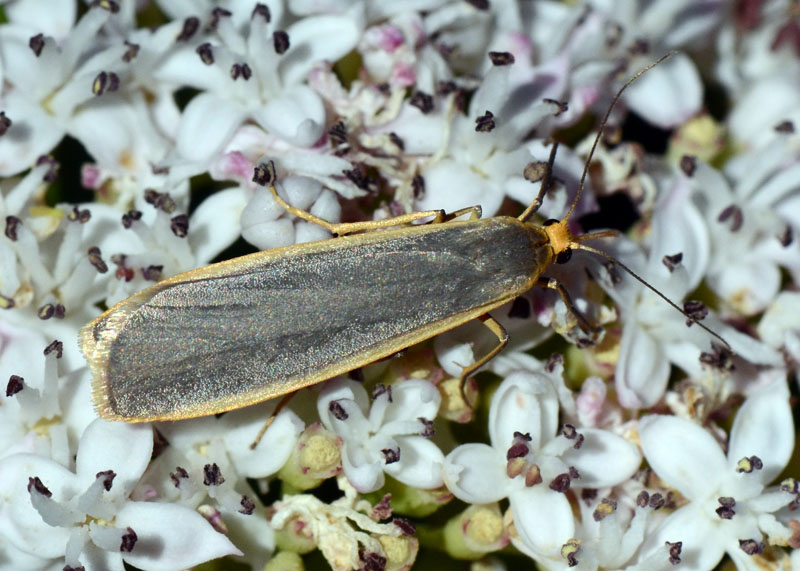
[{"left": 1, "top": 1, "right": 799, "bottom": 570}]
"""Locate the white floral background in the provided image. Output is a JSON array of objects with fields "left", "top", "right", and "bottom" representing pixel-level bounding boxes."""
[{"left": 1, "top": 1, "right": 799, "bottom": 570}]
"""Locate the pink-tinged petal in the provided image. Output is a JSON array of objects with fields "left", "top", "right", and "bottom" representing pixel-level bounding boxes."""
[
  {"left": 488, "top": 372, "right": 558, "bottom": 451},
  {"left": 560, "top": 428, "right": 641, "bottom": 488},
  {"left": 384, "top": 436, "right": 444, "bottom": 489},
  {"left": 639, "top": 415, "right": 726, "bottom": 500},
  {"left": 443, "top": 443, "right": 509, "bottom": 504},
  {"left": 511, "top": 486, "right": 574, "bottom": 559},
  {"left": 728, "top": 380, "right": 793, "bottom": 485},
  {"left": 254, "top": 85, "right": 325, "bottom": 148},
  {"left": 623, "top": 53, "right": 702, "bottom": 129},
  {"left": 0, "top": 454, "right": 74, "bottom": 557},
  {"left": 640, "top": 504, "right": 725, "bottom": 571},
  {"left": 115, "top": 501, "right": 242, "bottom": 570},
  {"left": 189, "top": 186, "right": 249, "bottom": 264},
  {"left": 176, "top": 93, "right": 247, "bottom": 162},
  {"left": 221, "top": 403, "right": 305, "bottom": 479},
  {"left": 383, "top": 380, "right": 440, "bottom": 424},
  {"left": 75, "top": 420, "right": 153, "bottom": 496},
  {"left": 615, "top": 323, "right": 670, "bottom": 409}
]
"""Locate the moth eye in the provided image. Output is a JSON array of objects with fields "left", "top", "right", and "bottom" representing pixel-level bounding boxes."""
[
  {"left": 556, "top": 249, "right": 572, "bottom": 264},
  {"left": 543, "top": 219, "right": 559, "bottom": 227}
]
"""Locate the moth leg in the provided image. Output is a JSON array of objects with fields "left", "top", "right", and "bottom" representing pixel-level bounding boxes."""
[
  {"left": 446, "top": 205, "right": 482, "bottom": 221},
  {"left": 518, "top": 142, "right": 559, "bottom": 222},
  {"left": 268, "top": 186, "right": 445, "bottom": 236},
  {"left": 536, "top": 276, "right": 599, "bottom": 334},
  {"left": 458, "top": 314, "right": 509, "bottom": 402},
  {"left": 250, "top": 391, "right": 296, "bottom": 450}
]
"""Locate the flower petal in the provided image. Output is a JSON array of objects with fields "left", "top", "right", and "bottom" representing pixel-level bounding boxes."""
[
  {"left": 728, "top": 379, "right": 794, "bottom": 485},
  {"left": 115, "top": 501, "right": 242, "bottom": 570},
  {"left": 639, "top": 504, "right": 725, "bottom": 571},
  {"left": 384, "top": 436, "right": 444, "bottom": 489},
  {"left": 560, "top": 428, "right": 641, "bottom": 488},
  {"left": 443, "top": 443, "right": 509, "bottom": 504},
  {"left": 639, "top": 415, "right": 726, "bottom": 500},
  {"left": 176, "top": 93, "right": 247, "bottom": 162},
  {"left": 75, "top": 419, "right": 153, "bottom": 496},
  {"left": 511, "top": 486, "right": 575, "bottom": 559},
  {"left": 615, "top": 322, "right": 670, "bottom": 409}
]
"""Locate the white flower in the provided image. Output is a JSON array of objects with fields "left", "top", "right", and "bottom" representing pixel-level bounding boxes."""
[
  {"left": 443, "top": 368, "right": 641, "bottom": 563},
  {"left": 166, "top": 3, "right": 363, "bottom": 162},
  {"left": 0, "top": 419, "right": 241, "bottom": 571},
  {"left": 318, "top": 378, "right": 444, "bottom": 493},
  {"left": 638, "top": 378, "right": 796, "bottom": 570}
]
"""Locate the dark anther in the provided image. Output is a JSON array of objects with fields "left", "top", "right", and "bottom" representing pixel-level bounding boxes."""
[
  {"left": 488, "top": 51, "right": 515, "bottom": 65},
  {"left": 666, "top": 541, "right": 682, "bottom": 564},
  {"left": 252, "top": 3, "right": 271, "bottom": 21},
  {"left": 382, "top": 448, "right": 400, "bottom": 464},
  {"left": 738, "top": 538, "right": 764, "bottom": 555},
  {"left": 662, "top": 252, "right": 683, "bottom": 272},
  {"left": 549, "top": 473, "right": 571, "bottom": 492},
  {"left": 123, "top": 41, "right": 140, "bottom": 62},
  {"left": 170, "top": 466, "right": 189, "bottom": 487},
  {"left": 6, "top": 375, "right": 24, "bottom": 397},
  {"left": 523, "top": 161, "right": 548, "bottom": 183},
  {"left": 171, "top": 214, "right": 189, "bottom": 238},
  {"left": 683, "top": 300, "right": 708, "bottom": 326},
  {"left": 329, "top": 400, "right": 348, "bottom": 420},
  {"left": 474, "top": 110, "right": 495, "bottom": 132},
  {"left": 716, "top": 496, "right": 736, "bottom": 519},
  {"left": 680, "top": 155, "right": 697, "bottom": 177},
  {"left": 196, "top": 43, "right": 214, "bottom": 65},
  {"left": 328, "top": 121, "right": 348, "bottom": 145},
  {"left": 176, "top": 17, "right": 200, "bottom": 42},
  {"left": 636, "top": 491, "right": 650, "bottom": 507},
  {"left": 465, "top": 0, "right": 490, "bottom": 9},
  {"left": 252, "top": 161, "right": 277, "bottom": 186},
  {"left": 273, "top": 31, "right": 290, "bottom": 54},
  {"left": 121, "top": 209, "right": 142, "bottom": 228},
  {"left": 29, "top": 34, "right": 45, "bottom": 56},
  {"left": 542, "top": 98, "right": 568, "bottom": 116},
  {"left": 230, "top": 62, "right": 252, "bottom": 80},
  {"left": 649, "top": 493, "right": 665, "bottom": 510},
  {"left": 142, "top": 265, "right": 163, "bottom": 281},
  {"left": 718, "top": 204, "right": 743, "bottom": 232},
  {"left": 410, "top": 91, "right": 434, "bottom": 114},
  {"left": 774, "top": 120, "right": 795, "bottom": 133},
  {"left": 418, "top": 418, "right": 435, "bottom": 438},
  {"left": 240, "top": 495, "right": 255, "bottom": 515},
  {"left": 393, "top": 518, "right": 416, "bottom": 535},
  {"left": 5, "top": 216, "right": 21, "bottom": 241},
  {"left": 372, "top": 384, "right": 392, "bottom": 402},
  {"left": 120, "top": 527, "right": 137, "bottom": 552},
  {"left": 209, "top": 7, "right": 232, "bottom": 30},
  {"left": 96, "top": 470, "right": 116, "bottom": 491},
  {"left": 0, "top": 112, "right": 11, "bottom": 136},
  {"left": 412, "top": 174, "right": 425, "bottom": 199},
  {"left": 44, "top": 340, "right": 63, "bottom": 358},
  {"left": 27, "top": 476, "right": 52, "bottom": 497},
  {"left": 203, "top": 463, "right": 225, "bottom": 486},
  {"left": 88, "top": 247, "right": 109, "bottom": 273},
  {"left": 388, "top": 132, "right": 405, "bottom": 151}
]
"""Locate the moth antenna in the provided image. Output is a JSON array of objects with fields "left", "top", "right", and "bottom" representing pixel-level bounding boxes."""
[
  {"left": 564, "top": 51, "right": 676, "bottom": 223},
  {"left": 576, "top": 242, "right": 732, "bottom": 351}
]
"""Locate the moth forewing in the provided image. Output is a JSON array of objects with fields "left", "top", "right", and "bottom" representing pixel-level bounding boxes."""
[{"left": 80, "top": 217, "right": 551, "bottom": 422}]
